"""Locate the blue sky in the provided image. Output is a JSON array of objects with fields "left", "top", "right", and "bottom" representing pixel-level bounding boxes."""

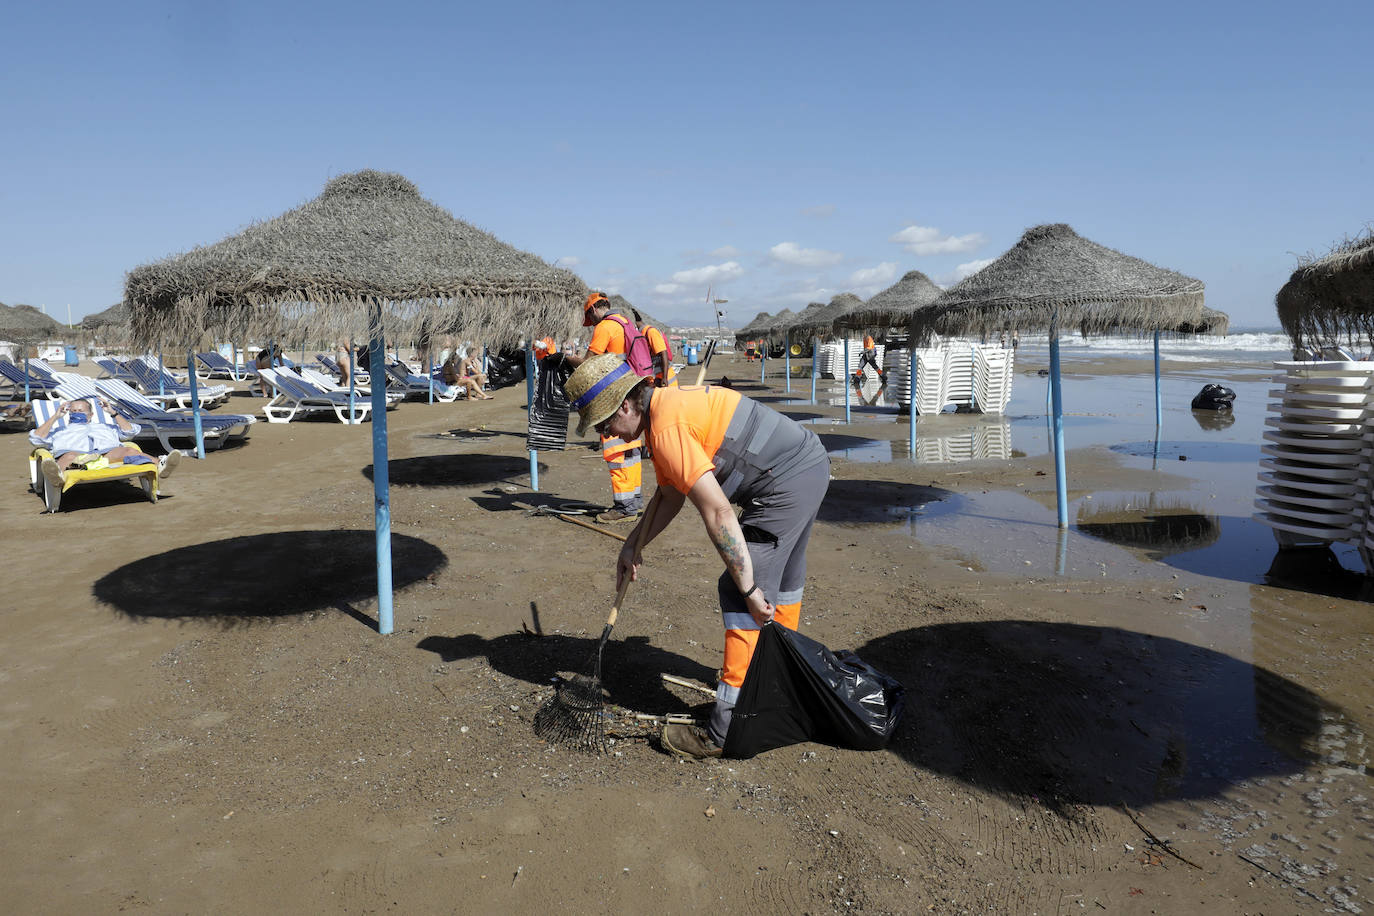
[{"left": 2, "top": 0, "right": 1370, "bottom": 329}]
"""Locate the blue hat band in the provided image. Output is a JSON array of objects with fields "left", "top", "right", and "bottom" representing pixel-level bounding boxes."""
[{"left": 572, "top": 361, "right": 633, "bottom": 411}]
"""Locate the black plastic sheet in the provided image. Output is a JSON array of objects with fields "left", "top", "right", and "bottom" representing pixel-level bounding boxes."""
[
  {"left": 527, "top": 353, "right": 571, "bottom": 451},
  {"left": 1191, "top": 383, "right": 1236, "bottom": 410},
  {"left": 723, "top": 622, "right": 905, "bottom": 759}
]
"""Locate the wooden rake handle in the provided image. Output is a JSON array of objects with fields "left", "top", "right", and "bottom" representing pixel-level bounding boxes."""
[{"left": 604, "top": 492, "right": 661, "bottom": 630}]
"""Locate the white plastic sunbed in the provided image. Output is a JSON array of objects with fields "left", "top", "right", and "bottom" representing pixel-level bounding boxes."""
[{"left": 258, "top": 368, "right": 371, "bottom": 424}]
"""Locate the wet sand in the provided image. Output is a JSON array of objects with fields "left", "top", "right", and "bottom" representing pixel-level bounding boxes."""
[{"left": 1, "top": 352, "right": 1370, "bottom": 914}]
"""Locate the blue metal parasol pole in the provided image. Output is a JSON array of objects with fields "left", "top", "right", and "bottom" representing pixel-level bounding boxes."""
[
  {"left": 908, "top": 346, "right": 916, "bottom": 456},
  {"left": 368, "top": 312, "right": 394, "bottom": 635},
  {"left": 185, "top": 349, "right": 205, "bottom": 459},
  {"left": 760, "top": 343, "right": 766, "bottom": 383},
  {"left": 784, "top": 331, "right": 791, "bottom": 393},
  {"left": 1049, "top": 311, "right": 1068, "bottom": 528},
  {"left": 1153, "top": 329, "right": 1162, "bottom": 427},
  {"left": 347, "top": 338, "right": 357, "bottom": 424},
  {"left": 810, "top": 337, "right": 818, "bottom": 404},
  {"left": 843, "top": 337, "right": 851, "bottom": 423},
  {"left": 525, "top": 346, "right": 539, "bottom": 491},
  {"left": 157, "top": 347, "right": 165, "bottom": 397},
  {"left": 23, "top": 352, "right": 31, "bottom": 402}
]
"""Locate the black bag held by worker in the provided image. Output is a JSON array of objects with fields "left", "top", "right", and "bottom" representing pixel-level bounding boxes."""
[
  {"left": 527, "top": 353, "right": 571, "bottom": 451},
  {"left": 723, "top": 621, "right": 905, "bottom": 759},
  {"left": 1190, "top": 383, "right": 1236, "bottom": 410}
]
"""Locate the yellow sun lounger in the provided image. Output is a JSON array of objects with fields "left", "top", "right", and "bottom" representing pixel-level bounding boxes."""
[{"left": 27, "top": 398, "right": 162, "bottom": 513}]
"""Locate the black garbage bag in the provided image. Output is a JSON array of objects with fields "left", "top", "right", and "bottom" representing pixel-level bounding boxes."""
[
  {"left": 1190, "top": 384, "right": 1236, "bottom": 410},
  {"left": 485, "top": 347, "right": 527, "bottom": 390},
  {"left": 723, "top": 622, "right": 905, "bottom": 759},
  {"left": 527, "top": 354, "right": 571, "bottom": 451}
]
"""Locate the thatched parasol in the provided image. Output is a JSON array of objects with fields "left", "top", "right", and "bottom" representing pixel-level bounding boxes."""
[
  {"left": 788, "top": 294, "right": 862, "bottom": 338},
  {"left": 1174, "top": 306, "right": 1229, "bottom": 336},
  {"left": 1276, "top": 230, "right": 1374, "bottom": 352},
  {"left": 0, "top": 304, "right": 62, "bottom": 342},
  {"left": 841, "top": 270, "right": 943, "bottom": 331},
  {"left": 734, "top": 311, "right": 773, "bottom": 342},
  {"left": 911, "top": 224, "right": 1204, "bottom": 345},
  {"left": 124, "top": 169, "right": 587, "bottom": 349},
  {"left": 763, "top": 308, "right": 798, "bottom": 339}
]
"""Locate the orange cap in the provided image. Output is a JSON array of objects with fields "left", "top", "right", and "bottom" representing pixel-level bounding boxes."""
[{"left": 583, "top": 292, "right": 608, "bottom": 326}]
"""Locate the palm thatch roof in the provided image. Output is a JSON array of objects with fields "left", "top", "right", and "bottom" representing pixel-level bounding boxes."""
[
  {"left": 0, "top": 304, "right": 62, "bottom": 342},
  {"left": 1276, "top": 230, "right": 1374, "bottom": 351},
  {"left": 734, "top": 311, "right": 773, "bottom": 341},
  {"left": 123, "top": 170, "right": 588, "bottom": 349},
  {"left": 763, "top": 308, "right": 798, "bottom": 338},
  {"left": 841, "top": 270, "right": 943, "bottom": 331},
  {"left": 787, "top": 294, "right": 862, "bottom": 337},
  {"left": 909, "top": 224, "right": 1205, "bottom": 345},
  {"left": 1174, "top": 306, "right": 1229, "bottom": 336}
]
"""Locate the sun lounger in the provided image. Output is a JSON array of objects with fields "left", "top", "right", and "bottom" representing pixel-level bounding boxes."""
[
  {"left": 195, "top": 351, "right": 250, "bottom": 380},
  {"left": 382, "top": 361, "right": 454, "bottom": 401},
  {"left": 52, "top": 373, "right": 254, "bottom": 453},
  {"left": 316, "top": 353, "right": 370, "bottom": 384},
  {"left": 295, "top": 366, "right": 404, "bottom": 403},
  {"left": 92, "top": 356, "right": 143, "bottom": 384},
  {"left": 0, "top": 358, "right": 62, "bottom": 400},
  {"left": 258, "top": 367, "right": 371, "bottom": 424},
  {"left": 127, "top": 357, "right": 230, "bottom": 409},
  {"left": 27, "top": 397, "right": 165, "bottom": 512}
]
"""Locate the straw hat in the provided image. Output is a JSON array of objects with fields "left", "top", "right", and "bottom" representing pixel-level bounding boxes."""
[{"left": 564, "top": 353, "right": 645, "bottom": 436}]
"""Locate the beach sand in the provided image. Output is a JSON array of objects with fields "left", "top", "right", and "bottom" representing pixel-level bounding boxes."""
[{"left": 1, "top": 352, "right": 1369, "bottom": 914}]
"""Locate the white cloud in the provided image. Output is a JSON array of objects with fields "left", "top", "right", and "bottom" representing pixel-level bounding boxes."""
[
  {"left": 670, "top": 261, "right": 744, "bottom": 286},
  {"left": 849, "top": 262, "right": 898, "bottom": 289},
  {"left": 801, "top": 204, "right": 836, "bottom": 218},
  {"left": 653, "top": 283, "right": 682, "bottom": 295},
  {"left": 769, "top": 242, "right": 844, "bottom": 268},
  {"left": 710, "top": 245, "right": 740, "bottom": 259},
  {"left": 889, "top": 225, "right": 985, "bottom": 256},
  {"left": 953, "top": 257, "right": 994, "bottom": 281}
]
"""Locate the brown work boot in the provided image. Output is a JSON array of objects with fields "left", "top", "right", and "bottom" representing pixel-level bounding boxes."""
[
  {"left": 596, "top": 508, "right": 639, "bottom": 524},
  {"left": 662, "top": 723, "right": 723, "bottom": 759}
]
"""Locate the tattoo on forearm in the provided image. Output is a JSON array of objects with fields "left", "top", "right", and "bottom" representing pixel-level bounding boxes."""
[{"left": 709, "top": 522, "right": 746, "bottom": 575}]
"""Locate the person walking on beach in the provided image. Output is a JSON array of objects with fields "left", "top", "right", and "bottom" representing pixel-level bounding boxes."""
[
  {"left": 562, "top": 292, "right": 645, "bottom": 523},
  {"left": 564, "top": 354, "right": 831, "bottom": 759},
  {"left": 855, "top": 333, "right": 883, "bottom": 382}
]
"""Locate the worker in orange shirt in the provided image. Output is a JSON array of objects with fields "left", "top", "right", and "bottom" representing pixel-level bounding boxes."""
[
  {"left": 563, "top": 292, "right": 644, "bottom": 523},
  {"left": 855, "top": 333, "right": 883, "bottom": 382},
  {"left": 564, "top": 354, "right": 830, "bottom": 759},
  {"left": 533, "top": 335, "right": 559, "bottom": 360},
  {"left": 632, "top": 310, "right": 675, "bottom": 386}
]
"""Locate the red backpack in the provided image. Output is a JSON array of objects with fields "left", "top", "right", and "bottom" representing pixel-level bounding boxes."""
[{"left": 604, "top": 313, "right": 656, "bottom": 377}]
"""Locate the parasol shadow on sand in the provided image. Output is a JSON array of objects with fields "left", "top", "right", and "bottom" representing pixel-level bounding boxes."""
[
  {"left": 123, "top": 170, "right": 586, "bottom": 634},
  {"left": 93, "top": 530, "right": 446, "bottom": 627},
  {"left": 817, "top": 479, "right": 957, "bottom": 525},
  {"left": 365, "top": 454, "right": 542, "bottom": 488},
  {"left": 417, "top": 632, "right": 717, "bottom": 716},
  {"left": 858, "top": 621, "right": 1343, "bottom": 808}
]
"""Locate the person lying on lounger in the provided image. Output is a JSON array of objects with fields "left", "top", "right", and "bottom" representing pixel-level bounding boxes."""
[{"left": 30, "top": 397, "right": 180, "bottom": 485}]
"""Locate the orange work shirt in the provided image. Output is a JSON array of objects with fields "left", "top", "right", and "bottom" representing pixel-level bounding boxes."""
[
  {"left": 539, "top": 336, "right": 558, "bottom": 355},
  {"left": 646, "top": 385, "right": 742, "bottom": 494},
  {"left": 587, "top": 314, "right": 630, "bottom": 355},
  {"left": 644, "top": 326, "right": 668, "bottom": 357}
]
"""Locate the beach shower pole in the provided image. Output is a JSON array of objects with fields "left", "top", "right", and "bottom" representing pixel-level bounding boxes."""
[
  {"left": 810, "top": 338, "right": 818, "bottom": 404},
  {"left": 525, "top": 346, "right": 539, "bottom": 492},
  {"left": 185, "top": 349, "right": 205, "bottom": 459},
  {"left": 843, "top": 337, "right": 851, "bottom": 424},
  {"left": 908, "top": 347, "right": 917, "bottom": 456},
  {"left": 1049, "top": 312, "right": 1068, "bottom": 529},
  {"left": 368, "top": 308, "right": 394, "bottom": 636},
  {"left": 783, "top": 332, "right": 795, "bottom": 392}
]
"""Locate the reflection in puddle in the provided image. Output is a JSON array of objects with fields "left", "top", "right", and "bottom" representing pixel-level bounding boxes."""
[
  {"left": 1191, "top": 408, "right": 1236, "bottom": 431},
  {"left": 1076, "top": 495, "right": 1221, "bottom": 558},
  {"left": 811, "top": 421, "right": 1015, "bottom": 464}
]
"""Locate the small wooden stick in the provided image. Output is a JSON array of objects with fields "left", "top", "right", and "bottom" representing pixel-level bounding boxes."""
[
  {"left": 1120, "top": 804, "right": 1203, "bottom": 870},
  {"left": 662, "top": 674, "right": 717, "bottom": 697},
  {"left": 557, "top": 513, "right": 628, "bottom": 542}
]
